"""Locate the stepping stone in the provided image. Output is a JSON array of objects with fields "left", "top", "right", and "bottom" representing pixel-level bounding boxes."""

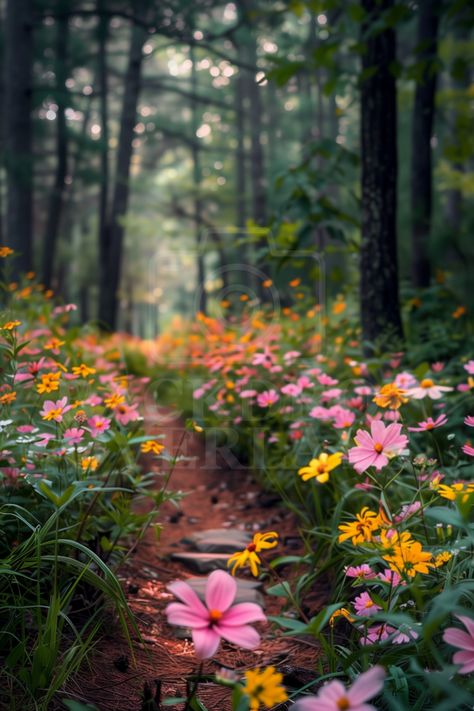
[
  {"left": 170, "top": 552, "right": 232, "bottom": 573},
  {"left": 181, "top": 528, "right": 251, "bottom": 554}
]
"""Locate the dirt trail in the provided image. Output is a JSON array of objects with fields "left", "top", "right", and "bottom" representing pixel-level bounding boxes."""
[{"left": 64, "top": 404, "right": 321, "bottom": 711}]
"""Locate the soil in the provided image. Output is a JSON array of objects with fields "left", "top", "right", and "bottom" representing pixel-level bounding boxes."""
[{"left": 62, "top": 403, "right": 325, "bottom": 711}]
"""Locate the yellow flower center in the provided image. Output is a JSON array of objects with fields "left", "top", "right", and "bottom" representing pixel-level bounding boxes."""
[
  {"left": 421, "top": 379, "right": 433, "bottom": 388},
  {"left": 374, "top": 442, "right": 383, "bottom": 453},
  {"left": 209, "top": 609, "right": 222, "bottom": 624},
  {"left": 337, "top": 698, "right": 350, "bottom": 710}
]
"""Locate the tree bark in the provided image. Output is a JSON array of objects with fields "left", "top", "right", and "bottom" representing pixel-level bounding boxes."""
[
  {"left": 190, "top": 43, "right": 207, "bottom": 314},
  {"left": 98, "top": 6, "right": 147, "bottom": 329},
  {"left": 97, "top": 0, "right": 111, "bottom": 326},
  {"left": 42, "top": 12, "right": 69, "bottom": 289},
  {"left": 4, "top": 0, "right": 34, "bottom": 276},
  {"left": 360, "top": 0, "right": 403, "bottom": 349},
  {"left": 411, "top": 0, "right": 440, "bottom": 288}
]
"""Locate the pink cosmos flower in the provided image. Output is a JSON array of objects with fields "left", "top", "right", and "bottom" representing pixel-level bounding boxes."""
[
  {"left": 88, "top": 415, "right": 111, "bottom": 437},
  {"left": 281, "top": 383, "right": 302, "bottom": 397},
  {"left": 348, "top": 421, "right": 408, "bottom": 474},
  {"left": 283, "top": 350, "right": 301, "bottom": 363},
  {"left": 355, "top": 386, "right": 372, "bottom": 396},
  {"left": 464, "top": 360, "right": 474, "bottom": 375},
  {"left": 464, "top": 416, "right": 474, "bottom": 427},
  {"left": 193, "top": 387, "right": 206, "bottom": 400},
  {"left": 84, "top": 394, "right": 103, "bottom": 407},
  {"left": 407, "top": 379, "right": 453, "bottom": 400},
  {"left": 377, "top": 569, "right": 405, "bottom": 587},
  {"left": 321, "top": 388, "right": 343, "bottom": 401},
  {"left": 35, "top": 432, "right": 56, "bottom": 447},
  {"left": 292, "top": 666, "right": 385, "bottom": 711},
  {"left": 239, "top": 389, "right": 257, "bottom": 398},
  {"left": 384, "top": 410, "right": 401, "bottom": 422},
  {"left": 40, "top": 397, "right": 72, "bottom": 423},
  {"left": 17, "top": 425, "right": 36, "bottom": 434},
  {"left": 394, "top": 501, "right": 421, "bottom": 522},
  {"left": 391, "top": 626, "right": 419, "bottom": 644},
  {"left": 345, "top": 564, "right": 376, "bottom": 580},
  {"left": 408, "top": 414, "right": 448, "bottom": 432},
  {"left": 333, "top": 409, "right": 356, "bottom": 429},
  {"left": 309, "top": 406, "right": 331, "bottom": 420},
  {"left": 297, "top": 375, "right": 313, "bottom": 389},
  {"left": 317, "top": 373, "right": 339, "bottom": 386},
  {"left": 394, "top": 371, "right": 417, "bottom": 389},
  {"left": 257, "top": 390, "right": 279, "bottom": 407},
  {"left": 431, "top": 362, "right": 444, "bottom": 372},
  {"left": 462, "top": 443, "right": 474, "bottom": 457},
  {"left": 443, "top": 615, "right": 474, "bottom": 674},
  {"left": 361, "top": 624, "right": 393, "bottom": 645},
  {"left": 252, "top": 348, "right": 274, "bottom": 368},
  {"left": 115, "top": 402, "right": 140, "bottom": 425},
  {"left": 165, "top": 570, "right": 266, "bottom": 659},
  {"left": 354, "top": 592, "right": 382, "bottom": 617},
  {"left": 63, "top": 427, "right": 85, "bottom": 445}
]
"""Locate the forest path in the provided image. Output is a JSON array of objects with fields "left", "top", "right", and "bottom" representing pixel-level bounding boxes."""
[{"left": 64, "top": 403, "right": 321, "bottom": 711}]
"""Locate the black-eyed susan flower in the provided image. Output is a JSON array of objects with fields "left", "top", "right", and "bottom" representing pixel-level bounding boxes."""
[
  {"left": 227, "top": 531, "right": 278, "bottom": 577},
  {"left": 242, "top": 666, "right": 287, "bottom": 710},
  {"left": 298, "top": 452, "right": 343, "bottom": 484}
]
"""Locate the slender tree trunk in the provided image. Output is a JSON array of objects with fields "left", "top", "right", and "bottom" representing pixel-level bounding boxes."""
[
  {"left": 411, "top": 0, "right": 440, "bottom": 288},
  {"left": 4, "top": 0, "right": 34, "bottom": 276},
  {"left": 98, "top": 8, "right": 147, "bottom": 329},
  {"left": 97, "top": 0, "right": 111, "bottom": 326},
  {"left": 360, "top": 0, "right": 403, "bottom": 349},
  {"left": 190, "top": 43, "right": 207, "bottom": 314},
  {"left": 42, "top": 13, "right": 69, "bottom": 288}
]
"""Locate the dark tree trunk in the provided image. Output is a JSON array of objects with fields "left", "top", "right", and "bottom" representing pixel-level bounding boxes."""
[
  {"left": 235, "top": 69, "right": 247, "bottom": 233},
  {"left": 4, "top": 0, "right": 34, "bottom": 276},
  {"left": 98, "top": 9, "right": 147, "bottom": 329},
  {"left": 97, "top": 0, "right": 111, "bottom": 327},
  {"left": 190, "top": 43, "right": 207, "bottom": 314},
  {"left": 411, "top": 0, "right": 440, "bottom": 288},
  {"left": 360, "top": 0, "right": 403, "bottom": 349},
  {"left": 42, "top": 13, "right": 69, "bottom": 289}
]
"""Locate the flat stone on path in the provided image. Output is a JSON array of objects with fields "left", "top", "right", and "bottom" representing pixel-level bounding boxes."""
[
  {"left": 181, "top": 528, "right": 251, "bottom": 553},
  {"left": 170, "top": 552, "right": 232, "bottom": 573}
]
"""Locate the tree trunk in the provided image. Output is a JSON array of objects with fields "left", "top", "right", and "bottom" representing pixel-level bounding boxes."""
[
  {"left": 42, "top": 12, "right": 69, "bottom": 289},
  {"left": 98, "top": 7, "right": 147, "bottom": 329},
  {"left": 190, "top": 43, "right": 207, "bottom": 314},
  {"left": 360, "top": 0, "right": 403, "bottom": 349},
  {"left": 411, "top": 0, "right": 440, "bottom": 288},
  {"left": 97, "top": 0, "right": 111, "bottom": 327},
  {"left": 4, "top": 0, "right": 34, "bottom": 276}
]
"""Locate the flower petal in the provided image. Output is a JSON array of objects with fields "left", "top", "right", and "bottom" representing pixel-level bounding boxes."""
[
  {"left": 165, "top": 602, "right": 209, "bottom": 629},
  {"left": 205, "top": 569, "right": 236, "bottom": 612},
  {"left": 222, "top": 602, "right": 266, "bottom": 626},
  {"left": 348, "top": 666, "right": 385, "bottom": 705},
  {"left": 192, "top": 627, "right": 221, "bottom": 659},
  {"left": 167, "top": 580, "right": 208, "bottom": 616},
  {"left": 443, "top": 628, "right": 474, "bottom": 652},
  {"left": 456, "top": 615, "right": 474, "bottom": 640},
  {"left": 217, "top": 623, "right": 260, "bottom": 649},
  {"left": 453, "top": 650, "right": 474, "bottom": 674}
]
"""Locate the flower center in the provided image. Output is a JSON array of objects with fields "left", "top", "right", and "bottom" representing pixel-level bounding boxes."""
[
  {"left": 246, "top": 542, "right": 257, "bottom": 552},
  {"left": 374, "top": 442, "right": 383, "bottom": 453},
  {"left": 209, "top": 609, "right": 223, "bottom": 624},
  {"left": 317, "top": 463, "right": 327, "bottom": 473},
  {"left": 426, "top": 423, "right": 434, "bottom": 430},
  {"left": 421, "top": 378, "right": 433, "bottom": 388},
  {"left": 337, "top": 697, "right": 350, "bottom": 710}
]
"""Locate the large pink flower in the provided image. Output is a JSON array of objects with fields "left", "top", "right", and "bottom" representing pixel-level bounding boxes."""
[
  {"left": 165, "top": 569, "right": 266, "bottom": 659},
  {"left": 293, "top": 666, "right": 385, "bottom": 711},
  {"left": 443, "top": 615, "right": 474, "bottom": 674},
  {"left": 348, "top": 421, "right": 408, "bottom": 474}
]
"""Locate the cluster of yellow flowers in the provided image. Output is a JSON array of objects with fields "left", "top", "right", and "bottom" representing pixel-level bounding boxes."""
[{"left": 338, "top": 507, "right": 435, "bottom": 578}]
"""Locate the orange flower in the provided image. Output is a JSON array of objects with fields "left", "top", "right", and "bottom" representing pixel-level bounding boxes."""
[
  {"left": 0, "top": 391, "right": 16, "bottom": 405},
  {"left": 0, "top": 246, "right": 14, "bottom": 258},
  {"left": 373, "top": 383, "right": 408, "bottom": 409},
  {"left": 141, "top": 440, "right": 165, "bottom": 455}
]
